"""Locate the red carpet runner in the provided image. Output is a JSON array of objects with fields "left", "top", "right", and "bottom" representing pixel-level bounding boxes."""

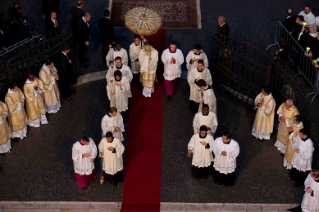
[{"left": 121, "top": 29, "right": 166, "bottom": 212}]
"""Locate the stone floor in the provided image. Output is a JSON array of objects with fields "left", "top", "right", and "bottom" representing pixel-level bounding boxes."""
[
  {"left": 161, "top": 80, "right": 304, "bottom": 203},
  {"left": 0, "top": 79, "right": 305, "bottom": 203},
  {"left": 0, "top": 80, "right": 121, "bottom": 202}
]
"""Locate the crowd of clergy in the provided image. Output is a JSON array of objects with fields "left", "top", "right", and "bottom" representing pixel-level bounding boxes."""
[
  {"left": 0, "top": 59, "right": 61, "bottom": 155},
  {"left": 251, "top": 85, "right": 319, "bottom": 211}
]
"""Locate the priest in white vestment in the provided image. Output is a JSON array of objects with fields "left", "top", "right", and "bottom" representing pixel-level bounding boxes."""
[
  {"left": 301, "top": 170, "right": 319, "bottom": 212},
  {"left": 193, "top": 104, "right": 218, "bottom": 135},
  {"left": 5, "top": 84, "right": 28, "bottom": 141},
  {"left": 161, "top": 41, "right": 184, "bottom": 98},
  {"left": 275, "top": 99, "right": 299, "bottom": 154},
  {"left": 106, "top": 42, "right": 128, "bottom": 67},
  {"left": 101, "top": 107, "right": 124, "bottom": 142},
  {"left": 289, "top": 128, "right": 313, "bottom": 187},
  {"left": 72, "top": 136, "right": 97, "bottom": 189},
  {"left": 197, "top": 79, "right": 217, "bottom": 114},
  {"left": 188, "top": 60, "right": 212, "bottom": 112},
  {"left": 188, "top": 126, "right": 214, "bottom": 179},
  {"left": 284, "top": 115, "right": 304, "bottom": 170},
  {"left": 39, "top": 59, "right": 61, "bottom": 114},
  {"left": 213, "top": 132, "right": 240, "bottom": 186},
  {"left": 98, "top": 131, "right": 125, "bottom": 185},
  {"left": 129, "top": 34, "right": 146, "bottom": 83},
  {"left": 107, "top": 70, "right": 130, "bottom": 122},
  {"left": 251, "top": 87, "right": 276, "bottom": 140},
  {"left": 0, "top": 101, "right": 11, "bottom": 154},
  {"left": 186, "top": 44, "right": 209, "bottom": 78},
  {"left": 24, "top": 73, "right": 48, "bottom": 127},
  {"left": 106, "top": 57, "right": 133, "bottom": 99},
  {"left": 139, "top": 43, "right": 158, "bottom": 98}
]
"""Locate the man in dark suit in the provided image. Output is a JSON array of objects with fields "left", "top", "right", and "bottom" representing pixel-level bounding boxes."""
[
  {"left": 98, "top": 9, "right": 115, "bottom": 66},
  {"left": 78, "top": 13, "right": 91, "bottom": 67},
  {"left": 45, "top": 11, "right": 61, "bottom": 37},
  {"left": 56, "top": 45, "right": 76, "bottom": 101},
  {"left": 42, "top": 0, "right": 60, "bottom": 19},
  {"left": 290, "top": 15, "right": 304, "bottom": 40},
  {"left": 215, "top": 16, "right": 230, "bottom": 44},
  {"left": 282, "top": 9, "right": 297, "bottom": 32},
  {"left": 70, "top": 0, "right": 85, "bottom": 38}
]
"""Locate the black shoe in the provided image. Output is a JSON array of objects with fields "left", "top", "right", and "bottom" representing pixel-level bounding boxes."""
[
  {"left": 82, "top": 187, "right": 88, "bottom": 190},
  {"left": 280, "top": 153, "right": 284, "bottom": 156},
  {"left": 13, "top": 138, "right": 20, "bottom": 143},
  {"left": 65, "top": 97, "right": 74, "bottom": 101},
  {"left": 167, "top": 95, "right": 172, "bottom": 100}
]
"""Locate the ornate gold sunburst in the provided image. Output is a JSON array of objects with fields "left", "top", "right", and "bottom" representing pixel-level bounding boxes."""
[{"left": 125, "top": 7, "right": 162, "bottom": 36}]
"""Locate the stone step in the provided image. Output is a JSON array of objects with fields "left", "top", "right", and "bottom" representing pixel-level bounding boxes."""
[{"left": 0, "top": 202, "right": 299, "bottom": 212}]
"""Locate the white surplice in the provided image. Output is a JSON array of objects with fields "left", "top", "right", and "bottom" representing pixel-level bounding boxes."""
[
  {"left": 188, "top": 68, "right": 212, "bottom": 102},
  {"left": 188, "top": 133, "right": 214, "bottom": 168},
  {"left": 129, "top": 42, "right": 143, "bottom": 74},
  {"left": 302, "top": 173, "right": 319, "bottom": 212},
  {"left": 193, "top": 111, "right": 218, "bottom": 135},
  {"left": 213, "top": 137, "right": 240, "bottom": 174},
  {"left": 199, "top": 85, "right": 217, "bottom": 114},
  {"left": 106, "top": 64, "right": 133, "bottom": 99},
  {"left": 98, "top": 137, "right": 125, "bottom": 175},
  {"left": 161, "top": 48, "right": 184, "bottom": 80},
  {"left": 106, "top": 48, "right": 129, "bottom": 67},
  {"left": 101, "top": 113, "right": 125, "bottom": 142},
  {"left": 107, "top": 76, "right": 130, "bottom": 113},
  {"left": 186, "top": 50, "right": 209, "bottom": 77},
  {"left": 291, "top": 134, "right": 314, "bottom": 172},
  {"left": 72, "top": 138, "right": 97, "bottom": 175}
]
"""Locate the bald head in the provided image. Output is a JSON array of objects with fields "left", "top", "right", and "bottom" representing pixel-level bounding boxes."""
[
  {"left": 218, "top": 16, "right": 226, "bottom": 26},
  {"left": 287, "top": 8, "right": 293, "bottom": 16},
  {"left": 84, "top": 13, "right": 91, "bottom": 21}
]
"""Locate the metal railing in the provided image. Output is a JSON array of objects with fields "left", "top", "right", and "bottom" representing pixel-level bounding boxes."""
[
  {"left": 0, "top": 32, "right": 74, "bottom": 100},
  {"left": 268, "top": 21, "right": 318, "bottom": 90},
  {"left": 0, "top": 35, "right": 43, "bottom": 67},
  {"left": 212, "top": 34, "right": 319, "bottom": 144}
]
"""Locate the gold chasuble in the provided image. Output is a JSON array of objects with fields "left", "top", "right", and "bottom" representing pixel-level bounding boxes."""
[
  {"left": 24, "top": 78, "right": 46, "bottom": 121},
  {"left": 285, "top": 123, "right": 304, "bottom": 163},
  {"left": 276, "top": 103, "right": 299, "bottom": 146},
  {"left": 5, "top": 88, "right": 28, "bottom": 132},
  {"left": 0, "top": 102, "right": 11, "bottom": 145}
]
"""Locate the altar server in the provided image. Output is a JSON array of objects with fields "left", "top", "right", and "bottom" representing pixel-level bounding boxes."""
[
  {"left": 301, "top": 170, "right": 319, "bottom": 212},
  {"left": 251, "top": 87, "right": 276, "bottom": 140},
  {"left": 24, "top": 73, "right": 48, "bottom": 127},
  {"left": 98, "top": 131, "right": 125, "bottom": 185},
  {"left": 188, "top": 126, "right": 214, "bottom": 179},
  {"left": 101, "top": 107, "right": 124, "bottom": 142},
  {"left": 193, "top": 104, "right": 218, "bottom": 135},
  {"left": 289, "top": 128, "right": 313, "bottom": 187},
  {"left": 188, "top": 59, "right": 212, "bottom": 112},
  {"left": 197, "top": 79, "right": 217, "bottom": 114},
  {"left": 107, "top": 71, "right": 130, "bottom": 122},
  {"left": 129, "top": 34, "right": 144, "bottom": 82},
  {"left": 213, "top": 132, "right": 240, "bottom": 186},
  {"left": 39, "top": 59, "right": 61, "bottom": 114},
  {"left": 72, "top": 136, "right": 97, "bottom": 189},
  {"left": 106, "top": 42, "right": 128, "bottom": 67},
  {"left": 5, "top": 83, "right": 28, "bottom": 140},
  {"left": 186, "top": 44, "right": 209, "bottom": 77},
  {"left": 284, "top": 115, "right": 304, "bottom": 169},
  {"left": 161, "top": 41, "right": 184, "bottom": 98}
]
